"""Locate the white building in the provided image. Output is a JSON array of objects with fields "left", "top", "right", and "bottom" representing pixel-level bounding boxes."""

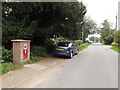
[{"left": 118, "top": 1, "right": 120, "bottom": 30}]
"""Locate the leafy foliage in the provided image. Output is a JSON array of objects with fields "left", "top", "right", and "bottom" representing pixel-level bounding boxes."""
[
  {"left": 2, "top": 2, "right": 87, "bottom": 48},
  {"left": 89, "top": 36, "right": 100, "bottom": 43},
  {"left": 24, "top": 56, "right": 40, "bottom": 64},
  {"left": 99, "top": 20, "right": 114, "bottom": 45},
  {"left": 31, "top": 46, "right": 47, "bottom": 57},
  {"left": 44, "top": 40, "right": 56, "bottom": 53},
  {"left": 73, "top": 40, "right": 83, "bottom": 46},
  {"left": 2, "top": 46, "right": 13, "bottom": 62},
  {"left": 82, "top": 16, "right": 97, "bottom": 42},
  {"left": 113, "top": 30, "right": 120, "bottom": 46}
]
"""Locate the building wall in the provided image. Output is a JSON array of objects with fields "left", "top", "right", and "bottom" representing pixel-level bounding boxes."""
[{"left": 118, "top": 1, "right": 120, "bottom": 30}]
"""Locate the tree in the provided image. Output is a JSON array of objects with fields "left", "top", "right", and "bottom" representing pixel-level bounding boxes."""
[
  {"left": 2, "top": 2, "right": 87, "bottom": 48},
  {"left": 82, "top": 16, "right": 97, "bottom": 42},
  {"left": 89, "top": 36, "right": 100, "bottom": 43},
  {"left": 99, "top": 20, "right": 114, "bottom": 45}
]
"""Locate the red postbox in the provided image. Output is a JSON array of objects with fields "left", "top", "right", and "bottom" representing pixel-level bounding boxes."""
[{"left": 23, "top": 42, "right": 28, "bottom": 59}]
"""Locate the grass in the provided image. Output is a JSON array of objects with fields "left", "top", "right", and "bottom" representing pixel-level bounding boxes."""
[
  {"left": 110, "top": 46, "right": 120, "bottom": 53},
  {"left": 0, "top": 62, "right": 23, "bottom": 75},
  {"left": 0, "top": 43, "right": 91, "bottom": 75},
  {"left": 24, "top": 56, "right": 41, "bottom": 64},
  {"left": 77, "top": 43, "right": 91, "bottom": 51},
  {"left": 0, "top": 62, "right": 14, "bottom": 75},
  {"left": 0, "top": 56, "right": 41, "bottom": 75}
]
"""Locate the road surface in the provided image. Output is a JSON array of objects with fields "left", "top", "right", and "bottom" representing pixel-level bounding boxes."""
[{"left": 27, "top": 43, "right": 118, "bottom": 88}]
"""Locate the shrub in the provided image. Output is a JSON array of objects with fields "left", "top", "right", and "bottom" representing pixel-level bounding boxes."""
[
  {"left": 54, "top": 38, "right": 64, "bottom": 44},
  {"left": 73, "top": 40, "right": 83, "bottom": 46},
  {"left": 2, "top": 46, "right": 13, "bottom": 63},
  {"left": 30, "top": 56, "right": 39, "bottom": 61},
  {"left": 31, "top": 46, "right": 47, "bottom": 57},
  {"left": 25, "top": 56, "right": 40, "bottom": 64},
  {"left": 111, "top": 42, "right": 118, "bottom": 46},
  {"left": 44, "top": 40, "right": 55, "bottom": 53}
]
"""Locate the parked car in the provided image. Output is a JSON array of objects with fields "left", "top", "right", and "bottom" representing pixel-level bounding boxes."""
[{"left": 53, "top": 42, "right": 79, "bottom": 58}]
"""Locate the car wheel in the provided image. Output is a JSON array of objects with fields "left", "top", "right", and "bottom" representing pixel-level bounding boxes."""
[
  {"left": 69, "top": 52, "right": 73, "bottom": 58},
  {"left": 75, "top": 50, "right": 79, "bottom": 55}
]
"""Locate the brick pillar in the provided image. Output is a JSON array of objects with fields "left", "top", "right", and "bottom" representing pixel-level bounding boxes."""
[{"left": 11, "top": 39, "right": 31, "bottom": 64}]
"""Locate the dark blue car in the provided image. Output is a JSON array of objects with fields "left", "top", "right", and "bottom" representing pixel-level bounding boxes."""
[{"left": 53, "top": 42, "right": 79, "bottom": 58}]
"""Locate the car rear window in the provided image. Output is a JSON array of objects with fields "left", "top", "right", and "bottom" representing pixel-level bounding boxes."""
[{"left": 57, "top": 42, "right": 71, "bottom": 47}]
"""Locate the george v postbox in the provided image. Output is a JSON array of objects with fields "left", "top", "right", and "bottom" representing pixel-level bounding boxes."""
[
  {"left": 11, "top": 39, "right": 31, "bottom": 64},
  {"left": 23, "top": 42, "right": 28, "bottom": 59}
]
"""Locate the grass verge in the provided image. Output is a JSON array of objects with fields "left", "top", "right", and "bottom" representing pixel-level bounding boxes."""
[
  {"left": 24, "top": 56, "right": 42, "bottom": 64},
  {"left": 1, "top": 43, "right": 91, "bottom": 75},
  {"left": 0, "top": 62, "right": 23, "bottom": 75},
  {"left": 78, "top": 43, "right": 91, "bottom": 51},
  {"left": 0, "top": 56, "right": 42, "bottom": 75},
  {"left": 110, "top": 46, "right": 120, "bottom": 53}
]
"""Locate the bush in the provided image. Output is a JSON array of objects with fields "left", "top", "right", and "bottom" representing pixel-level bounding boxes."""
[
  {"left": 31, "top": 46, "right": 47, "bottom": 57},
  {"left": 73, "top": 40, "right": 83, "bottom": 46},
  {"left": 111, "top": 42, "right": 118, "bottom": 46},
  {"left": 44, "top": 40, "right": 55, "bottom": 53},
  {"left": 2, "top": 46, "right": 13, "bottom": 63},
  {"left": 53, "top": 38, "right": 64, "bottom": 44},
  {"left": 25, "top": 56, "right": 40, "bottom": 64},
  {"left": 57, "top": 39, "right": 83, "bottom": 46}
]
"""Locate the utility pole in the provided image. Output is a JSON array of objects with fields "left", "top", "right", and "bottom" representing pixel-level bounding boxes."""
[
  {"left": 118, "top": 1, "right": 120, "bottom": 30},
  {"left": 115, "top": 14, "right": 117, "bottom": 30}
]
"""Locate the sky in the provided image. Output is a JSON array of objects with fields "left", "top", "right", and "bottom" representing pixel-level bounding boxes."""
[{"left": 78, "top": 0, "right": 119, "bottom": 29}]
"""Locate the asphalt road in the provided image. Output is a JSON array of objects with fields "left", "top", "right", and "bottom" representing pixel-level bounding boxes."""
[{"left": 30, "top": 43, "right": 118, "bottom": 88}]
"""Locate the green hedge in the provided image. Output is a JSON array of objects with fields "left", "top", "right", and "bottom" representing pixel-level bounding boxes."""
[
  {"left": 2, "top": 46, "right": 13, "bottom": 63},
  {"left": 44, "top": 40, "right": 56, "bottom": 53},
  {"left": 73, "top": 40, "right": 83, "bottom": 46},
  {"left": 54, "top": 39, "right": 83, "bottom": 46},
  {"left": 31, "top": 46, "right": 47, "bottom": 57}
]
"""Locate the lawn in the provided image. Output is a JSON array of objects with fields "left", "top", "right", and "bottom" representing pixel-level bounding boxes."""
[
  {"left": 110, "top": 46, "right": 120, "bottom": 53},
  {"left": 77, "top": 43, "right": 91, "bottom": 51}
]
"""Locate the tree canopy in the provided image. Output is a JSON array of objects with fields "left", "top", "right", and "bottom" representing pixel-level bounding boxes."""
[
  {"left": 99, "top": 20, "right": 114, "bottom": 45},
  {"left": 2, "top": 2, "right": 97, "bottom": 49},
  {"left": 82, "top": 16, "right": 97, "bottom": 42}
]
